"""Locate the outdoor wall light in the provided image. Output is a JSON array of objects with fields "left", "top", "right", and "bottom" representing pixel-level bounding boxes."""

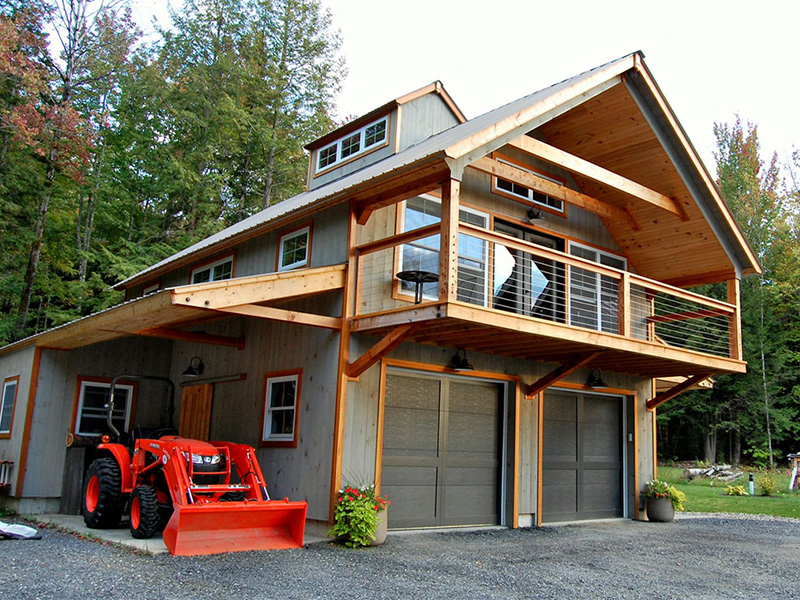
[
  {"left": 448, "top": 348, "right": 474, "bottom": 371},
  {"left": 527, "top": 206, "right": 546, "bottom": 223},
  {"left": 182, "top": 356, "right": 205, "bottom": 377},
  {"left": 586, "top": 368, "right": 609, "bottom": 390}
]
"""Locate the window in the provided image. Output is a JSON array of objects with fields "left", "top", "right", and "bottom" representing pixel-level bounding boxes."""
[
  {"left": 568, "top": 242, "right": 627, "bottom": 334},
  {"left": 493, "top": 156, "right": 565, "bottom": 215},
  {"left": 261, "top": 371, "right": 301, "bottom": 447},
  {"left": 74, "top": 379, "right": 134, "bottom": 437},
  {"left": 278, "top": 225, "right": 311, "bottom": 271},
  {"left": 0, "top": 377, "right": 19, "bottom": 437},
  {"left": 191, "top": 256, "right": 233, "bottom": 284},
  {"left": 142, "top": 283, "right": 159, "bottom": 296},
  {"left": 315, "top": 115, "right": 389, "bottom": 173},
  {"left": 399, "top": 196, "right": 489, "bottom": 305}
]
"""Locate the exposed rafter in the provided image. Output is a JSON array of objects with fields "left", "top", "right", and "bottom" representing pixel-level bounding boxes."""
[
  {"left": 469, "top": 157, "right": 640, "bottom": 231},
  {"left": 136, "top": 327, "right": 246, "bottom": 349},
  {"left": 508, "top": 136, "right": 687, "bottom": 220},
  {"left": 215, "top": 305, "right": 341, "bottom": 330}
]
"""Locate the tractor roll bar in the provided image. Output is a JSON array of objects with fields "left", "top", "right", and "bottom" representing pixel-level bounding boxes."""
[{"left": 107, "top": 375, "right": 176, "bottom": 441}]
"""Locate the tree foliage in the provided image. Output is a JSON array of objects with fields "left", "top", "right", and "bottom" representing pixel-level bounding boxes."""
[{"left": 0, "top": 0, "right": 344, "bottom": 343}]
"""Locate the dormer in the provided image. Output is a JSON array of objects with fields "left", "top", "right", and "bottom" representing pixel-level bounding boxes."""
[{"left": 305, "top": 81, "right": 466, "bottom": 191}]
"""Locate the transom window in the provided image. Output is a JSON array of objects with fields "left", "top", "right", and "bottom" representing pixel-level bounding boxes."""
[
  {"left": 493, "top": 156, "right": 565, "bottom": 215},
  {"left": 0, "top": 376, "right": 19, "bottom": 437},
  {"left": 278, "top": 226, "right": 311, "bottom": 271},
  {"left": 191, "top": 256, "right": 233, "bottom": 284},
  {"left": 74, "top": 379, "right": 134, "bottom": 437},
  {"left": 262, "top": 371, "right": 301, "bottom": 447},
  {"left": 316, "top": 116, "right": 389, "bottom": 173}
]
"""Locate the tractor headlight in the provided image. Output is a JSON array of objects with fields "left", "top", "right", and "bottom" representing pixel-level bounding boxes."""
[{"left": 182, "top": 452, "right": 221, "bottom": 465}]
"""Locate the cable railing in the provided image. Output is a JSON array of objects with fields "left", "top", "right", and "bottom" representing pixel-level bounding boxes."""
[{"left": 353, "top": 224, "right": 737, "bottom": 359}]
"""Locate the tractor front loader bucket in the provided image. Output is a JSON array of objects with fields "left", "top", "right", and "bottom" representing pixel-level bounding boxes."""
[{"left": 162, "top": 498, "right": 307, "bottom": 556}]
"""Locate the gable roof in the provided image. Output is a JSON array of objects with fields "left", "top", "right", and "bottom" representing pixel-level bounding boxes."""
[{"left": 118, "top": 51, "right": 759, "bottom": 291}]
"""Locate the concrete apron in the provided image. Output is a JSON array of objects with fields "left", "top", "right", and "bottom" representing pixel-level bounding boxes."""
[{"left": 33, "top": 514, "right": 330, "bottom": 555}]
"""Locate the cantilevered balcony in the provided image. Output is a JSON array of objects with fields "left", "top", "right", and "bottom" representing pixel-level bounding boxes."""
[{"left": 350, "top": 222, "right": 744, "bottom": 380}]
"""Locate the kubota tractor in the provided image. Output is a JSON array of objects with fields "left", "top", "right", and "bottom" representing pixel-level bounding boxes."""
[{"left": 81, "top": 375, "right": 307, "bottom": 556}]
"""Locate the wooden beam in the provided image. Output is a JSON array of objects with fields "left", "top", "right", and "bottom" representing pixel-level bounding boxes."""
[
  {"left": 727, "top": 278, "right": 742, "bottom": 361},
  {"left": 136, "top": 327, "right": 246, "bottom": 349},
  {"left": 508, "top": 136, "right": 686, "bottom": 219},
  {"left": 214, "top": 305, "right": 341, "bottom": 330},
  {"left": 175, "top": 265, "right": 345, "bottom": 310},
  {"left": 469, "top": 156, "right": 640, "bottom": 230},
  {"left": 439, "top": 179, "right": 460, "bottom": 303},
  {"left": 524, "top": 352, "right": 600, "bottom": 398},
  {"left": 355, "top": 171, "right": 444, "bottom": 225},
  {"left": 647, "top": 374, "right": 712, "bottom": 411},
  {"left": 346, "top": 323, "right": 420, "bottom": 378}
]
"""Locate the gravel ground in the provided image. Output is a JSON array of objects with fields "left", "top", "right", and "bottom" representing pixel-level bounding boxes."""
[{"left": 3, "top": 513, "right": 800, "bottom": 599}]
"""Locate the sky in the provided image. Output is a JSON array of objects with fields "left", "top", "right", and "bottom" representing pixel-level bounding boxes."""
[{"left": 130, "top": 0, "right": 800, "bottom": 174}]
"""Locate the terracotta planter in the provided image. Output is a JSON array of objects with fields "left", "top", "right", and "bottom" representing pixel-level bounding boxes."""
[
  {"left": 370, "top": 508, "right": 388, "bottom": 546},
  {"left": 646, "top": 497, "right": 675, "bottom": 522}
]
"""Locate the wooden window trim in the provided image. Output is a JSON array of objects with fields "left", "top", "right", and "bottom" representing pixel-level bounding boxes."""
[
  {"left": 260, "top": 369, "right": 302, "bottom": 448},
  {"left": 276, "top": 222, "right": 313, "bottom": 272},
  {"left": 312, "top": 114, "right": 393, "bottom": 178},
  {"left": 189, "top": 253, "right": 235, "bottom": 285},
  {"left": 0, "top": 375, "right": 20, "bottom": 438},
  {"left": 70, "top": 376, "right": 139, "bottom": 437},
  {"left": 490, "top": 152, "right": 567, "bottom": 218}
]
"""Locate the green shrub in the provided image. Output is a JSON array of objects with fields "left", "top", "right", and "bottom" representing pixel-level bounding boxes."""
[
  {"left": 725, "top": 485, "right": 748, "bottom": 496},
  {"left": 757, "top": 473, "right": 779, "bottom": 496},
  {"left": 328, "top": 484, "right": 390, "bottom": 547}
]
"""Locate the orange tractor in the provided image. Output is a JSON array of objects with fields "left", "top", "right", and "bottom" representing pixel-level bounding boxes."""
[{"left": 81, "top": 375, "right": 307, "bottom": 556}]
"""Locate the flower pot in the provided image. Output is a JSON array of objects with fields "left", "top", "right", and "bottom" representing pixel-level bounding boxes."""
[
  {"left": 370, "top": 508, "right": 388, "bottom": 546},
  {"left": 646, "top": 497, "right": 675, "bottom": 522}
]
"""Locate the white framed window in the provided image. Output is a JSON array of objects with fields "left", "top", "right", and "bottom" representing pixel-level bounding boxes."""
[
  {"left": 278, "top": 226, "right": 310, "bottom": 271},
  {"left": 399, "top": 195, "right": 490, "bottom": 306},
  {"left": 568, "top": 241, "right": 627, "bottom": 334},
  {"left": 74, "top": 379, "right": 134, "bottom": 437},
  {"left": 0, "top": 377, "right": 19, "bottom": 437},
  {"left": 142, "top": 283, "right": 159, "bottom": 296},
  {"left": 493, "top": 156, "right": 565, "bottom": 215},
  {"left": 191, "top": 256, "right": 233, "bottom": 284},
  {"left": 261, "top": 371, "right": 301, "bottom": 447},
  {"left": 316, "top": 115, "right": 389, "bottom": 173}
]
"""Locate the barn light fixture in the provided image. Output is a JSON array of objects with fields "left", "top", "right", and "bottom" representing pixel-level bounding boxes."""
[
  {"left": 182, "top": 356, "right": 205, "bottom": 378},
  {"left": 527, "top": 206, "right": 546, "bottom": 223},
  {"left": 448, "top": 348, "right": 474, "bottom": 371},
  {"left": 586, "top": 369, "right": 609, "bottom": 390}
]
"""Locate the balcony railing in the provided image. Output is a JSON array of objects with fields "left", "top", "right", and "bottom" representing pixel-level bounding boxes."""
[{"left": 354, "top": 224, "right": 738, "bottom": 360}]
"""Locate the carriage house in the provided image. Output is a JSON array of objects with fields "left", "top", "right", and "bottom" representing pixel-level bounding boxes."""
[{"left": 0, "top": 52, "right": 759, "bottom": 532}]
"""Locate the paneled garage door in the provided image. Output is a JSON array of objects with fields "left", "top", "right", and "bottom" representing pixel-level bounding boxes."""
[
  {"left": 542, "top": 389, "right": 623, "bottom": 523},
  {"left": 381, "top": 372, "right": 504, "bottom": 528}
]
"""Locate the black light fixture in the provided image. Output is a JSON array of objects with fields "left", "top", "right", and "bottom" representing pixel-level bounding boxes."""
[
  {"left": 527, "top": 206, "right": 546, "bottom": 223},
  {"left": 586, "top": 368, "right": 609, "bottom": 390},
  {"left": 448, "top": 348, "right": 474, "bottom": 371},
  {"left": 182, "top": 356, "right": 205, "bottom": 378}
]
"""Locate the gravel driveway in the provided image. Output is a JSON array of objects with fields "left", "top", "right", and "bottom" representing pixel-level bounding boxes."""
[{"left": 3, "top": 513, "right": 799, "bottom": 599}]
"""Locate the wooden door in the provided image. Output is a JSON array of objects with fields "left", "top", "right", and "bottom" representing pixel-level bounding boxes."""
[{"left": 179, "top": 384, "right": 213, "bottom": 441}]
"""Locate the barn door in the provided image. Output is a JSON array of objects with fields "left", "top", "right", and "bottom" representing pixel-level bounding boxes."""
[{"left": 179, "top": 384, "right": 213, "bottom": 440}]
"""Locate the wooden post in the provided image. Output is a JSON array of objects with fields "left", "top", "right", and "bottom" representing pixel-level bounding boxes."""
[
  {"left": 727, "top": 278, "right": 742, "bottom": 360},
  {"left": 439, "top": 179, "right": 460, "bottom": 303},
  {"left": 618, "top": 272, "right": 631, "bottom": 338}
]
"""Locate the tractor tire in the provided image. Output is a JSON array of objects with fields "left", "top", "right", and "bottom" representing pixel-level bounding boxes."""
[
  {"left": 83, "top": 457, "right": 125, "bottom": 529},
  {"left": 129, "top": 485, "right": 159, "bottom": 539}
]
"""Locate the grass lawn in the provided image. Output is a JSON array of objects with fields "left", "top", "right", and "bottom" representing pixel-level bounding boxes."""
[{"left": 656, "top": 466, "right": 800, "bottom": 519}]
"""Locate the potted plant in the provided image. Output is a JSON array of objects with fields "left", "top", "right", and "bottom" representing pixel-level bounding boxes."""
[
  {"left": 328, "top": 484, "right": 390, "bottom": 547},
  {"left": 643, "top": 479, "right": 686, "bottom": 522}
]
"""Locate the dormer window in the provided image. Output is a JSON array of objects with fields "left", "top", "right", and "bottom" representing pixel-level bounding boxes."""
[
  {"left": 315, "top": 115, "right": 389, "bottom": 174},
  {"left": 191, "top": 255, "right": 233, "bottom": 284}
]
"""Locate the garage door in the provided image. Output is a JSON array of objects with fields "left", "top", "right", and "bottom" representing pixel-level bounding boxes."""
[
  {"left": 381, "top": 372, "right": 504, "bottom": 528},
  {"left": 542, "top": 390, "right": 623, "bottom": 523}
]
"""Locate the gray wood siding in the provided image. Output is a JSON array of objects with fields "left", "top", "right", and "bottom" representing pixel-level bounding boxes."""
[
  {"left": 0, "top": 345, "right": 36, "bottom": 495},
  {"left": 165, "top": 294, "right": 342, "bottom": 521},
  {"left": 397, "top": 94, "right": 461, "bottom": 151},
  {"left": 22, "top": 338, "right": 173, "bottom": 498},
  {"left": 342, "top": 337, "right": 651, "bottom": 526}
]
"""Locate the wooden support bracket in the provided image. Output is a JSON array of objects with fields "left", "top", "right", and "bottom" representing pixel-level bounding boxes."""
[
  {"left": 647, "top": 374, "right": 712, "bottom": 411},
  {"left": 524, "top": 351, "right": 600, "bottom": 398},
  {"left": 346, "top": 323, "right": 420, "bottom": 378}
]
